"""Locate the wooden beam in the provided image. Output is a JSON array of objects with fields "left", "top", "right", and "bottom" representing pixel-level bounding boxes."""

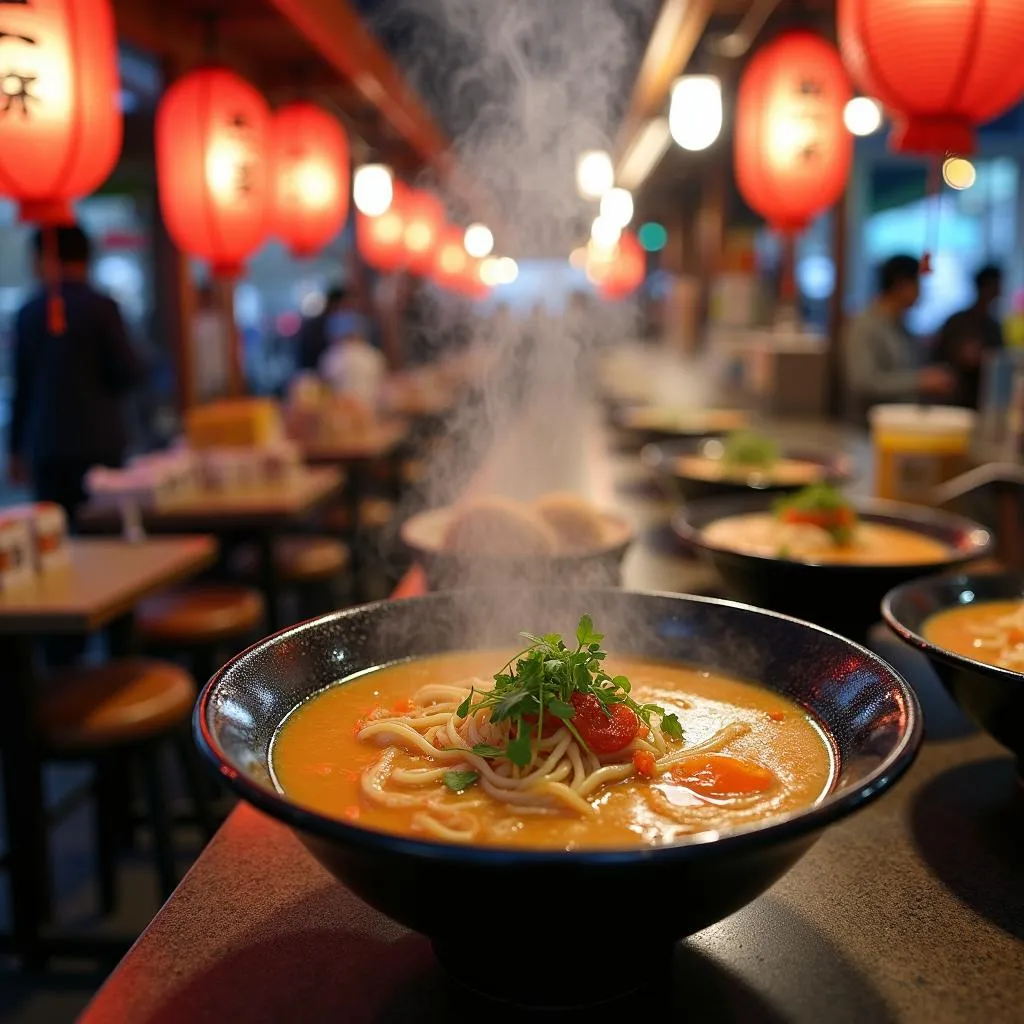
[{"left": 614, "top": 0, "right": 716, "bottom": 176}]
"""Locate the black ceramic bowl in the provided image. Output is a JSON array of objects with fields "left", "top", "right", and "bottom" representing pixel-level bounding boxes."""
[
  {"left": 642, "top": 438, "right": 854, "bottom": 503},
  {"left": 612, "top": 404, "right": 751, "bottom": 447},
  {"left": 399, "top": 505, "right": 635, "bottom": 589},
  {"left": 883, "top": 572, "right": 1024, "bottom": 768},
  {"left": 195, "top": 587, "right": 921, "bottom": 1005},
  {"left": 674, "top": 494, "right": 992, "bottom": 640}
]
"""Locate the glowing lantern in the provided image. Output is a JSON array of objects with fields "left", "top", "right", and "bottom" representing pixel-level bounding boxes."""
[
  {"left": 433, "top": 226, "right": 469, "bottom": 291},
  {"left": 402, "top": 189, "right": 444, "bottom": 277},
  {"left": 270, "top": 102, "right": 349, "bottom": 258},
  {"left": 0, "top": 0, "right": 122, "bottom": 224},
  {"left": 156, "top": 67, "right": 272, "bottom": 279},
  {"left": 357, "top": 181, "right": 408, "bottom": 272},
  {"left": 838, "top": 0, "right": 1024, "bottom": 155},
  {"left": 597, "top": 232, "right": 645, "bottom": 300},
  {"left": 734, "top": 32, "right": 852, "bottom": 236}
]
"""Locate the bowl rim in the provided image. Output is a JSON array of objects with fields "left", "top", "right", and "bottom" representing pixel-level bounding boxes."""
[
  {"left": 399, "top": 505, "right": 636, "bottom": 562},
  {"left": 672, "top": 493, "right": 993, "bottom": 573},
  {"left": 881, "top": 571, "right": 1024, "bottom": 684},
  {"left": 640, "top": 438, "right": 855, "bottom": 487},
  {"left": 614, "top": 405, "right": 751, "bottom": 437},
  {"left": 195, "top": 587, "right": 923, "bottom": 865}
]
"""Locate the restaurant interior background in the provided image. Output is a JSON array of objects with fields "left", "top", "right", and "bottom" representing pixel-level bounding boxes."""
[{"left": 2, "top": 0, "right": 1024, "bottom": 1021}]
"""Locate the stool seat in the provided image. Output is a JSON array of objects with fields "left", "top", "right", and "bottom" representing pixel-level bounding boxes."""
[
  {"left": 275, "top": 536, "right": 350, "bottom": 583},
  {"left": 323, "top": 498, "right": 395, "bottom": 534},
  {"left": 41, "top": 659, "right": 196, "bottom": 752},
  {"left": 137, "top": 585, "right": 264, "bottom": 644}
]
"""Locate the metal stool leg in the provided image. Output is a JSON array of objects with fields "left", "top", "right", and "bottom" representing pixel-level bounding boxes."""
[
  {"left": 174, "top": 733, "right": 219, "bottom": 841},
  {"left": 93, "top": 756, "right": 121, "bottom": 915},
  {"left": 138, "top": 745, "right": 177, "bottom": 901}
]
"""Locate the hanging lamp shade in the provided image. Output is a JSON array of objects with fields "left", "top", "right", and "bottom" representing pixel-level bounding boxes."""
[
  {"left": 432, "top": 225, "right": 469, "bottom": 291},
  {"left": 402, "top": 189, "right": 444, "bottom": 277},
  {"left": 357, "top": 180, "right": 408, "bottom": 272},
  {"left": 735, "top": 31, "right": 853, "bottom": 235},
  {"left": 270, "top": 101, "right": 350, "bottom": 258},
  {"left": 0, "top": 0, "right": 122, "bottom": 224},
  {"left": 838, "top": 0, "right": 1024, "bottom": 155},
  {"left": 156, "top": 67, "right": 272, "bottom": 279}
]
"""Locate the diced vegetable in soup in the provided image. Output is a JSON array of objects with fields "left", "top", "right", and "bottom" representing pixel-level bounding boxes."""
[
  {"left": 271, "top": 616, "right": 835, "bottom": 850},
  {"left": 923, "top": 599, "right": 1024, "bottom": 672}
]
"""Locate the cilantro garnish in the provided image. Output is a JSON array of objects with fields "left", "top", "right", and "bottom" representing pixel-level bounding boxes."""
[
  {"left": 443, "top": 770, "right": 479, "bottom": 793},
  {"left": 774, "top": 483, "right": 858, "bottom": 545},
  {"left": 454, "top": 615, "right": 683, "bottom": 769},
  {"left": 721, "top": 431, "right": 780, "bottom": 469}
]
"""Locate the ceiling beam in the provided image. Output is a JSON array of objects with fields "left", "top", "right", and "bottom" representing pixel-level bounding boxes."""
[{"left": 614, "top": 0, "right": 717, "bottom": 179}]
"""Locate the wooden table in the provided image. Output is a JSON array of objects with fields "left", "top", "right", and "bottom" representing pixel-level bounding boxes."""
[
  {"left": 0, "top": 537, "right": 217, "bottom": 963},
  {"left": 77, "top": 469, "right": 343, "bottom": 626}
]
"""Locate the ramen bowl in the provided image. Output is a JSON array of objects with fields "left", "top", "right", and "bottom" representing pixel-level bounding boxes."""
[
  {"left": 612, "top": 404, "right": 751, "bottom": 446},
  {"left": 674, "top": 494, "right": 992, "bottom": 641},
  {"left": 883, "top": 572, "right": 1024, "bottom": 769},
  {"left": 196, "top": 587, "right": 921, "bottom": 1005},
  {"left": 399, "top": 505, "right": 635, "bottom": 589},
  {"left": 642, "top": 438, "right": 854, "bottom": 503}
]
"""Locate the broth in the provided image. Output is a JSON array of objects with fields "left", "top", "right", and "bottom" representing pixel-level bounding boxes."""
[
  {"left": 272, "top": 650, "right": 835, "bottom": 850},
  {"left": 703, "top": 512, "right": 950, "bottom": 565},
  {"left": 675, "top": 455, "right": 825, "bottom": 487},
  {"left": 923, "top": 599, "right": 1024, "bottom": 672}
]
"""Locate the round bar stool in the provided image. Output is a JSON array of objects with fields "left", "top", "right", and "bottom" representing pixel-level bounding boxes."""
[
  {"left": 275, "top": 536, "right": 351, "bottom": 619},
  {"left": 136, "top": 584, "right": 265, "bottom": 684},
  {"left": 40, "top": 659, "right": 210, "bottom": 906}
]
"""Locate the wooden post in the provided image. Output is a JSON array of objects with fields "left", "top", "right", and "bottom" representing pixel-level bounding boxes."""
[
  {"left": 826, "top": 187, "right": 849, "bottom": 418},
  {"left": 218, "top": 280, "right": 245, "bottom": 397}
]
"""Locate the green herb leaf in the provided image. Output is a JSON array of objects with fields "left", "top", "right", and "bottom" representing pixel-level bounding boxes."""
[
  {"left": 661, "top": 712, "right": 683, "bottom": 741},
  {"left": 506, "top": 724, "right": 533, "bottom": 767},
  {"left": 612, "top": 674, "right": 631, "bottom": 693},
  {"left": 547, "top": 698, "right": 575, "bottom": 720},
  {"left": 470, "top": 744, "right": 506, "bottom": 759},
  {"left": 456, "top": 691, "right": 473, "bottom": 718},
  {"left": 443, "top": 770, "right": 479, "bottom": 793}
]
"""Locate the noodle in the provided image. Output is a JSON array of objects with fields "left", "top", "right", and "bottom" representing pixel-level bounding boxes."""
[
  {"left": 355, "top": 680, "right": 755, "bottom": 836},
  {"left": 964, "top": 603, "right": 1024, "bottom": 670}
]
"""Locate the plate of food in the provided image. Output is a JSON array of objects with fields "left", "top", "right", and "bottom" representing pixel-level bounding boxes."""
[
  {"left": 400, "top": 492, "right": 635, "bottom": 588},
  {"left": 883, "top": 572, "right": 1024, "bottom": 771},
  {"left": 643, "top": 431, "right": 854, "bottom": 502},
  {"left": 613, "top": 405, "right": 750, "bottom": 444},
  {"left": 196, "top": 586, "right": 921, "bottom": 1005},
  {"left": 674, "top": 483, "right": 992, "bottom": 639}
]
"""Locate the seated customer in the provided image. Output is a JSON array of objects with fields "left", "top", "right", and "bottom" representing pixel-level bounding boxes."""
[
  {"left": 318, "top": 309, "right": 385, "bottom": 410},
  {"left": 932, "top": 264, "right": 1005, "bottom": 409},
  {"left": 843, "top": 254, "right": 954, "bottom": 420}
]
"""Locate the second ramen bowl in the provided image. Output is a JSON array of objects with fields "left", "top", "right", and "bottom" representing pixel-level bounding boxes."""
[
  {"left": 674, "top": 494, "right": 992, "bottom": 641},
  {"left": 883, "top": 572, "right": 1024, "bottom": 768},
  {"left": 196, "top": 587, "right": 920, "bottom": 1006}
]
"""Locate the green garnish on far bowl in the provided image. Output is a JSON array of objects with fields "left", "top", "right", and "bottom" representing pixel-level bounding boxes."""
[
  {"left": 721, "top": 431, "right": 780, "bottom": 470},
  {"left": 774, "top": 483, "right": 858, "bottom": 545}
]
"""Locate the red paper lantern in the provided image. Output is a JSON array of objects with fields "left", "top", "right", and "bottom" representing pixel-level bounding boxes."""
[
  {"left": 0, "top": 0, "right": 122, "bottom": 224},
  {"left": 735, "top": 32, "right": 853, "bottom": 235},
  {"left": 270, "top": 101, "right": 350, "bottom": 258},
  {"left": 402, "top": 189, "right": 444, "bottom": 277},
  {"left": 357, "top": 181, "right": 408, "bottom": 272},
  {"left": 596, "top": 232, "right": 645, "bottom": 300},
  {"left": 432, "top": 226, "right": 469, "bottom": 291},
  {"left": 839, "top": 0, "right": 1024, "bottom": 155},
  {"left": 156, "top": 67, "right": 272, "bottom": 279}
]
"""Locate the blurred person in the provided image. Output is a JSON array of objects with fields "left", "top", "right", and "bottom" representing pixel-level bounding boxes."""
[
  {"left": 319, "top": 306, "right": 385, "bottom": 410},
  {"left": 193, "top": 282, "right": 230, "bottom": 402},
  {"left": 844, "top": 254, "right": 955, "bottom": 420},
  {"left": 932, "top": 264, "right": 1005, "bottom": 408},
  {"left": 298, "top": 285, "right": 350, "bottom": 372},
  {"left": 9, "top": 224, "right": 141, "bottom": 517}
]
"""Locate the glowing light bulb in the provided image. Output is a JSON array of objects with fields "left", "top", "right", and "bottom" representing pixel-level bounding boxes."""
[
  {"left": 353, "top": 164, "right": 393, "bottom": 216},
  {"left": 569, "top": 246, "right": 588, "bottom": 269},
  {"left": 600, "top": 187, "right": 634, "bottom": 228},
  {"left": 463, "top": 223, "right": 494, "bottom": 258},
  {"left": 943, "top": 157, "right": 976, "bottom": 190},
  {"left": 591, "top": 215, "right": 621, "bottom": 249},
  {"left": 669, "top": 75, "right": 722, "bottom": 152},
  {"left": 496, "top": 257, "right": 518, "bottom": 284},
  {"left": 843, "top": 97, "right": 882, "bottom": 137},
  {"left": 480, "top": 257, "right": 503, "bottom": 287},
  {"left": 576, "top": 150, "right": 614, "bottom": 199}
]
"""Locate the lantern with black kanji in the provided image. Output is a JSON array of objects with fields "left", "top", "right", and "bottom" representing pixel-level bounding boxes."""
[
  {"left": 156, "top": 67, "right": 272, "bottom": 279},
  {"left": 839, "top": 0, "right": 1024, "bottom": 155},
  {"left": 0, "top": 0, "right": 122, "bottom": 224},
  {"left": 735, "top": 31, "right": 853, "bottom": 235},
  {"left": 402, "top": 189, "right": 444, "bottom": 277},
  {"left": 357, "top": 181, "right": 408, "bottom": 272},
  {"left": 271, "top": 101, "right": 350, "bottom": 258}
]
